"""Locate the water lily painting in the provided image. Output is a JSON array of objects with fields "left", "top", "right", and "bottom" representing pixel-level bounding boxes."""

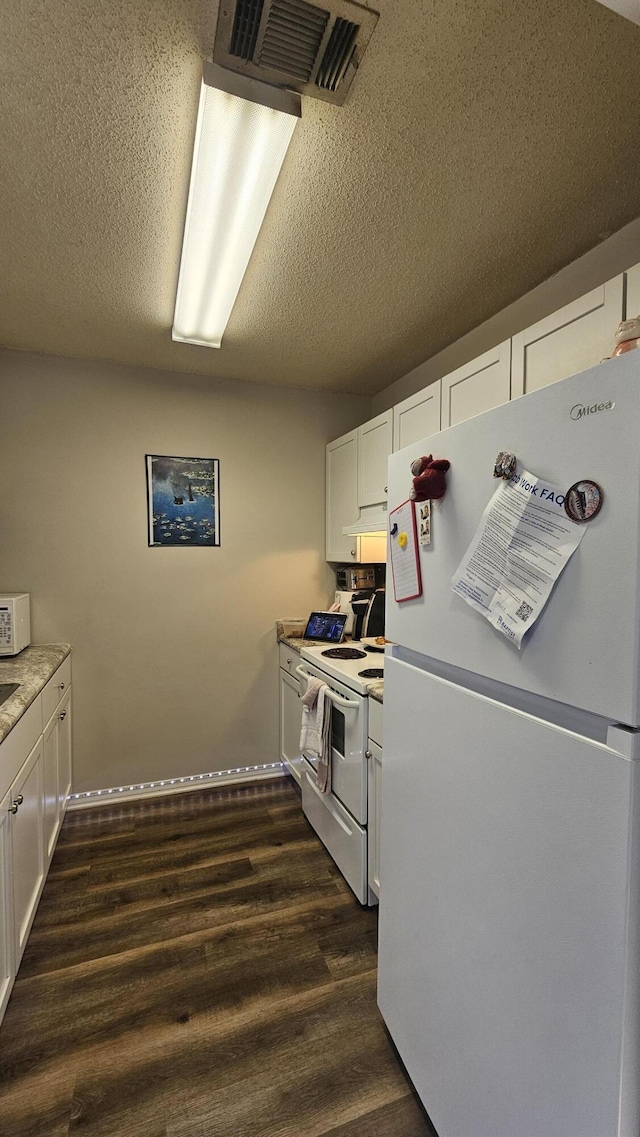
[{"left": 146, "top": 455, "right": 220, "bottom": 546}]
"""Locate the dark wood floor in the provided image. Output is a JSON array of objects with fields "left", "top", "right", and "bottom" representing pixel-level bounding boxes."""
[{"left": 0, "top": 776, "right": 436, "bottom": 1137}]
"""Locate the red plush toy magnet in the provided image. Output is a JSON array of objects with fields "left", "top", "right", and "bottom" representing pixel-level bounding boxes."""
[{"left": 409, "top": 455, "right": 450, "bottom": 502}]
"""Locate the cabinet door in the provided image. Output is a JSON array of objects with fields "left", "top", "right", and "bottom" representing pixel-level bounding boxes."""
[
  {"left": 367, "top": 739, "right": 383, "bottom": 900},
  {"left": 511, "top": 275, "right": 624, "bottom": 398},
  {"left": 357, "top": 411, "right": 393, "bottom": 507},
  {"left": 43, "top": 713, "right": 59, "bottom": 863},
  {"left": 11, "top": 738, "right": 45, "bottom": 965},
  {"left": 280, "top": 670, "right": 303, "bottom": 786},
  {"left": 393, "top": 381, "right": 441, "bottom": 451},
  {"left": 625, "top": 263, "right": 640, "bottom": 319},
  {"left": 57, "top": 688, "right": 72, "bottom": 812},
  {"left": 326, "top": 430, "right": 359, "bottom": 562},
  {"left": 0, "top": 785, "right": 14, "bottom": 1020},
  {"left": 441, "top": 341, "right": 511, "bottom": 428}
]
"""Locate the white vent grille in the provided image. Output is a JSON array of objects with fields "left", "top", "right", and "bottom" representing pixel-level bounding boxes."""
[
  {"left": 259, "top": 0, "right": 329, "bottom": 82},
  {"left": 214, "top": 0, "right": 378, "bottom": 106},
  {"left": 315, "top": 16, "right": 358, "bottom": 91},
  {"left": 230, "top": 0, "right": 264, "bottom": 60}
]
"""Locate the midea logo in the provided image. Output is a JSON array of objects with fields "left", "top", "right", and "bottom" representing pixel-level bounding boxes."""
[{"left": 569, "top": 399, "right": 615, "bottom": 421}]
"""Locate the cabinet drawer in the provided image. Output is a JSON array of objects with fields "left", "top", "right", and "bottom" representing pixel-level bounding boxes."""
[
  {"left": 0, "top": 695, "right": 42, "bottom": 802},
  {"left": 279, "top": 643, "right": 301, "bottom": 677},
  {"left": 42, "top": 656, "right": 71, "bottom": 727},
  {"left": 368, "top": 699, "right": 383, "bottom": 747},
  {"left": 302, "top": 769, "right": 367, "bottom": 904}
]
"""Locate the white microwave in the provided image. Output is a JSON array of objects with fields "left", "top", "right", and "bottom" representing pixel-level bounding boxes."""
[{"left": 0, "top": 594, "right": 31, "bottom": 656}]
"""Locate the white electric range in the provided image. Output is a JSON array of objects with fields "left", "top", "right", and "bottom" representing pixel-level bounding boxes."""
[
  {"left": 300, "top": 642, "right": 385, "bottom": 695},
  {"left": 295, "top": 642, "right": 385, "bottom": 906}
]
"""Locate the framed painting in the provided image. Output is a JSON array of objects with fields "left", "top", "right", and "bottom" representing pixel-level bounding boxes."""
[{"left": 146, "top": 455, "right": 220, "bottom": 547}]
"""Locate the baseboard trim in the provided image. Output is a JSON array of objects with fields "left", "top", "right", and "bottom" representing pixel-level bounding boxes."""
[{"left": 67, "top": 762, "right": 285, "bottom": 809}]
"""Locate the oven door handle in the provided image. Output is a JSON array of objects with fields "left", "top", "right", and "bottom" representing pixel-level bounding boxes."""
[{"left": 295, "top": 665, "right": 360, "bottom": 709}]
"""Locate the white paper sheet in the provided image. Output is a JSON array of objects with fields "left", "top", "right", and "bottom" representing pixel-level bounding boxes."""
[{"left": 451, "top": 469, "right": 587, "bottom": 647}]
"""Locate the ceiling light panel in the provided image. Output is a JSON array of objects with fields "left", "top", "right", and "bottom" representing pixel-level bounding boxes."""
[{"left": 172, "top": 64, "right": 300, "bottom": 349}]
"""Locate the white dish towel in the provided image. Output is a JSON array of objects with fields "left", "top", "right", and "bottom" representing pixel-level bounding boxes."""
[{"left": 299, "top": 677, "right": 332, "bottom": 793}]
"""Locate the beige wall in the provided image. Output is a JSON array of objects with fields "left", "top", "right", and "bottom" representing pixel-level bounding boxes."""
[
  {"left": 0, "top": 350, "right": 369, "bottom": 793},
  {"left": 372, "top": 215, "right": 640, "bottom": 414}
]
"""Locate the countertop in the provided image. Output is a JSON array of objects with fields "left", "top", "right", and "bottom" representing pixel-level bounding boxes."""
[
  {"left": 276, "top": 621, "right": 383, "bottom": 703},
  {"left": 0, "top": 644, "right": 71, "bottom": 744}
]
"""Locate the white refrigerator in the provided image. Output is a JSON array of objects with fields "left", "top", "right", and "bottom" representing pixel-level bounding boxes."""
[{"left": 378, "top": 351, "right": 640, "bottom": 1137}]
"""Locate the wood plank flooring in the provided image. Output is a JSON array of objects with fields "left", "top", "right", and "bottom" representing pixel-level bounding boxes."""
[{"left": 0, "top": 777, "right": 437, "bottom": 1136}]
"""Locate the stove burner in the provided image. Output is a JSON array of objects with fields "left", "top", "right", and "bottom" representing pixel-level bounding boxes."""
[
  {"left": 364, "top": 644, "right": 384, "bottom": 653},
  {"left": 359, "top": 668, "right": 384, "bottom": 679},
  {"left": 321, "top": 647, "right": 367, "bottom": 660}
]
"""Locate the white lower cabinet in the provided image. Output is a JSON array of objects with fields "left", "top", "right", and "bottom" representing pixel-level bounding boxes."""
[
  {"left": 0, "top": 653, "right": 73, "bottom": 1024},
  {"left": 280, "top": 666, "right": 304, "bottom": 785},
  {"left": 43, "top": 713, "right": 59, "bottom": 862},
  {"left": 57, "top": 688, "right": 72, "bottom": 812},
  {"left": 43, "top": 686, "right": 72, "bottom": 862},
  {"left": 11, "top": 737, "right": 45, "bottom": 966}
]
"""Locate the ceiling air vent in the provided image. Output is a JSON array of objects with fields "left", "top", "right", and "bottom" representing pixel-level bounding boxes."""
[
  {"left": 259, "top": 0, "right": 329, "bottom": 83},
  {"left": 229, "top": 0, "right": 264, "bottom": 61},
  {"left": 315, "top": 16, "right": 358, "bottom": 91},
  {"left": 214, "top": 0, "right": 378, "bottom": 105}
]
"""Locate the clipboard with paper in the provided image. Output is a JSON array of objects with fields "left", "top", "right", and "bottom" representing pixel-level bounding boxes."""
[{"left": 389, "top": 500, "right": 422, "bottom": 602}]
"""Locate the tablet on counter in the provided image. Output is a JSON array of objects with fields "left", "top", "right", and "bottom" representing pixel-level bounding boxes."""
[{"left": 303, "top": 611, "right": 347, "bottom": 643}]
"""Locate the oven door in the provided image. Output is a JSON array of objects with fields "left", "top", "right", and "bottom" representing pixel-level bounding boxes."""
[{"left": 296, "top": 663, "right": 367, "bottom": 824}]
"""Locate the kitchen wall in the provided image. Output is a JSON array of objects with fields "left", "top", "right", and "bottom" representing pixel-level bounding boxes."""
[
  {"left": 372, "top": 215, "right": 640, "bottom": 413},
  {"left": 0, "top": 349, "right": 369, "bottom": 793}
]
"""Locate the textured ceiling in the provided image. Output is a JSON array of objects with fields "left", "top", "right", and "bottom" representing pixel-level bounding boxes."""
[{"left": 1, "top": 0, "right": 640, "bottom": 395}]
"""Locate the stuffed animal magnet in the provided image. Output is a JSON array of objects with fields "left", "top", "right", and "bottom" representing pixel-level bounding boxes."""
[{"left": 409, "top": 455, "right": 450, "bottom": 502}]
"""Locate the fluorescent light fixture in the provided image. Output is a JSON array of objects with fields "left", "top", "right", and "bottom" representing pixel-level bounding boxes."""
[
  {"left": 172, "top": 63, "right": 301, "bottom": 349},
  {"left": 593, "top": 0, "right": 640, "bottom": 26}
]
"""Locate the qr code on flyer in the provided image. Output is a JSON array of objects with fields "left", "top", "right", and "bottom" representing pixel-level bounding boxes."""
[{"left": 515, "top": 601, "right": 534, "bottom": 623}]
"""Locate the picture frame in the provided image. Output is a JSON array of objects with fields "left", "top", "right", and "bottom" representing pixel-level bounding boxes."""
[{"left": 146, "top": 455, "right": 220, "bottom": 547}]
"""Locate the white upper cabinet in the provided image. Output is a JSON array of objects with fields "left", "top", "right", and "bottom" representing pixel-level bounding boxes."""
[
  {"left": 326, "top": 429, "right": 359, "bottom": 562},
  {"left": 393, "top": 381, "right": 441, "bottom": 450},
  {"left": 441, "top": 341, "right": 511, "bottom": 429},
  {"left": 625, "top": 262, "right": 640, "bottom": 319},
  {"left": 511, "top": 276, "right": 624, "bottom": 398},
  {"left": 358, "top": 410, "right": 393, "bottom": 506}
]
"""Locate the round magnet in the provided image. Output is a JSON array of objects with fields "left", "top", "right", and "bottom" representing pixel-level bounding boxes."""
[
  {"left": 564, "top": 480, "right": 603, "bottom": 523},
  {"left": 398, "top": 532, "right": 408, "bottom": 548}
]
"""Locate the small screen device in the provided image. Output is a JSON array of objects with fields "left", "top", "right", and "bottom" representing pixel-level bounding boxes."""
[{"left": 303, "top": 611, "right": 347, "bottom": 643}]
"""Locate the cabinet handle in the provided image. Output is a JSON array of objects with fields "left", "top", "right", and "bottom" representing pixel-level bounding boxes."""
[
  {"left": 384, "top": 486, "right": 388, "bottom": 493},
  {"left": 351, "top": 549, "right": 356, "bottom": 557},
  {"left": 365, "top": 750, "right": 373, "bottom": 760},
  {"left": 58, "top": 682, "right": 65, "bottom": 690},
  {"left": 59, "top": 711, "right": 67, "bottom": 721},
  {"left": 9, "top": 802, "right": 18, "bottom": 814},
  {"left": 287, "top": 658, "right": 292, "bottom": 665},
  {"left": 16, "top": 795, "right": 23, "bottom": 805}
]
